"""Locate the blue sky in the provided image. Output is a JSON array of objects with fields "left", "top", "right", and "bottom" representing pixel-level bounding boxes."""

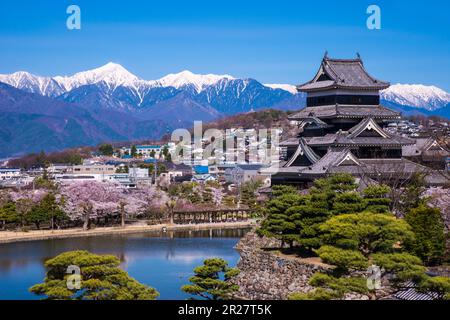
[{"left": 0, "top": 0, "right": 449, "bottom": 90}]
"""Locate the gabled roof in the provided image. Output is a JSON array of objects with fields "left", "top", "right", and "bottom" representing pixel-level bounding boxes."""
[
  {"left": 304, "top": 149, "right": 362, "bottom": 174},
  {"left": 298, "top": 116, "right": 329, "bottom": 130},
  {"left": 297, "top": 54, "right": 390, "bottom": 92},
  {"left": 347, "top": 117, "right": 390, "bottom": 139},
  {"left": 284, "top": 138, "right": 320, "bottom": 167},
  {"left": 288, "top": 104, "right": 401, "bottom": 120},
  {"left": 304, "top": 118, "right": 415, "bottom": 147},
  {"left": 402, "top": 137, "right": 448, "bottom": 157}
]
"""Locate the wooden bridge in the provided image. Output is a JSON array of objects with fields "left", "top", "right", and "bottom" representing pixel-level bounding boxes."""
[{"left": 172, "top": 208, "right": 252, "bottom": 224}]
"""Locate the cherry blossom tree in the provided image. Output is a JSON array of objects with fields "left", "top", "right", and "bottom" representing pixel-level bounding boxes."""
[{"left": 59, "top": 181, "right": 123, "bottom": 230}]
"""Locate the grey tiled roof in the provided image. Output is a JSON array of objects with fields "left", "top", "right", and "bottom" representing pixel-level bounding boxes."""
[
  {"left": 304, "top": 126, "right": 415, "bottom": 146},
  {"left": 288, "top": 105, "right": 401, "bottom": 120},
  {"left": 297, "top": 57, "right": 390, "bottom": 92},
  {"left": 284, "top": 138, "right": 320, "bottom": 167},
  {"left": 280, "top": 138, "right": 300, "bottom": 146},
  {"left": 302, "top": 149, "right": 361, "bottom": 174}
]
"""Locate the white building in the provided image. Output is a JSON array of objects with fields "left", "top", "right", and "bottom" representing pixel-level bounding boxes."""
[
  {"left": 0, "top": 168, "right": 21, "bottom": 180},
  {"left": 121, "top": 145, "right": 163, "bottom": 158}
]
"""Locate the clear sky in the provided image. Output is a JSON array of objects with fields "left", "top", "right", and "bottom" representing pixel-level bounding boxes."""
[{"left": 0, "top": 0, "right": 448, "bottom": 90}]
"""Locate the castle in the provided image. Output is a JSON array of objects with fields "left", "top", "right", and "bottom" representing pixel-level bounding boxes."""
[{"left": 272, "top": 53, "right": 449, "bottom": 187}]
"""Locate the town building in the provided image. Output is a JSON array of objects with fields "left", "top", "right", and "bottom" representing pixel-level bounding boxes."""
[
  {"left": 224, "top": 164, "right": 271, "bottom": 187},
  {"left": 0, "top": 168, "right": 21, "bottom": 180},
  {"left": 272, "top": 53, "right": 449, "bottom": 187},
  {"left": 121, "top": 145, "right": 163, "bottom": 158}
]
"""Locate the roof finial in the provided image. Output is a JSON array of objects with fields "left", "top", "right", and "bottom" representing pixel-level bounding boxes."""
[
  {"left": 323, "top": 50, "right": 329, "bottom": 60},
  {"left": 356, "top": 52, "right": 361, "bottom": 60}
]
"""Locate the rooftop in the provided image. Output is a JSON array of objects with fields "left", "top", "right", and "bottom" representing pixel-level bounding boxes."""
[
  {"left": 288, "top": 104, "right": 401, "bottom": 120},
  {"left": 297, "top": 53, "right": 390, "bottom": 92}
]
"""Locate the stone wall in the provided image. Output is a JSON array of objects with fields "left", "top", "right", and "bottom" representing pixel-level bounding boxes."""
[
  {"left": 232, "top": 231, "right": 395, "bottom": 300},
  {"left": 232, "top": 231, "right": 330, "bottom": 300}
]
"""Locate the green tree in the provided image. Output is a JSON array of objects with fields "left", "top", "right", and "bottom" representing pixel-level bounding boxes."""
[
  {"left": 240, "top": 181, "right": 261, "bottom": 209},
  {"left": 0, "top": 201, "right": 17, "bottom": 229},
  {"left": 181, "top": 258, "right": 239, "bottom": 300},
  {"left": 289, "top": 273, "right": 368, "bottom": 300},
  {"left": 405, "top": 205, "right": 446, "bottom": 265},
  {"left": 311, "top": 173, "right": 358, "bottom": 209},
  {"left": 222, "top": 195, "right": 238, "bottom": 208},
  {"left": 418, "top": 276, "right": 450, "bottom": 300},
  {"left": 296, "top": 212, "right": 423, "bottom": 299},
  {"left": 258, "top": 192, "right": 308, "bottom": 248},
  {"left": 29, "top": 193, "right": 67, "bottom": 230},
  {"left": 150, "top": 149, "right": 156, "bottom": 158},
  {"left": 30, "top": 250, "right": 159, "bottom": 300},
  {"left": 362, "top": 184, "right": 391, "bottom": 213},
  {"left": 271, "top": 185, "right": 298, "bottom": 198},
  {"left": 98, "top": 144, "right": 114, "bottom": 156},
  {"left": 400, "top": 172, "right": 427, "bottom": 212},
  {"left": 332, "top": 192, "right": 365, "bottom": 214},
  {"left": 202, "top": 187, "right": 214, "bottom": 203},
  {"left": 131, "top": 145, "right": 137, "bottom": 158}
]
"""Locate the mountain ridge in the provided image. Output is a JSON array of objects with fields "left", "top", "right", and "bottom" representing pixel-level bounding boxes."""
[{"left": 0, "top": 63, "right": 449, "bottom": 158}]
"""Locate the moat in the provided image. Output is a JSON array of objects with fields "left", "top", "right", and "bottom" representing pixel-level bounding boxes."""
[{"left": 0, "top": 228, "right": 249, "bottom": 300}]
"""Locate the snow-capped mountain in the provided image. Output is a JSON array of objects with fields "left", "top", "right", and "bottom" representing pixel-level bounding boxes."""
[
  {"left": 0, "top": 62, "right": 449, "bottom": 158},
  {"left": 0, "top": 71, "right": 66, "bottom": 97},
  {"left": 264, "top": 84, "right": 297, "bottom": 95},
  {"left": 153, "top": 70, "right": 234, "bottom": 94},
  {"left": 0, "top": 63, "right": 236, "bottom": 97},
  {"left": 53, "top": 62, "right": 141, "bottom": 92},
  {"left": 1, "top": 63, "right": 447, "bottom": 116},
  {"left": 381, "top": 84, "right": 450, "bottom": 111}
]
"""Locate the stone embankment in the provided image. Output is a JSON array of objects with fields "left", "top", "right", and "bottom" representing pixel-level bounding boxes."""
[{"left": 232, "top": 231, "right": 389, "bottom": 300}]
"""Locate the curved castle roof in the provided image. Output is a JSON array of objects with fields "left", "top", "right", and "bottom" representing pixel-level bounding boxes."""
[{"left": 297, "top": 53, "right": 390, "bottom": 92}]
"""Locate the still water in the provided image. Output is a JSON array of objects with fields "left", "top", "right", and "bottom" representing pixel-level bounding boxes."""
[{"left": 0, "top": 228, "right": 249, "bottom": 300}]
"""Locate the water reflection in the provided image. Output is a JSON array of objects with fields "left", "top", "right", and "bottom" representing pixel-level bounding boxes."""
[{"left": 0, "top": 228, "right": 249, "bottom": 300}]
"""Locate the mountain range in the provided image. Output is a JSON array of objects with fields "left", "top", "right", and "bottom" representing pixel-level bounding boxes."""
[{"left": 0, "top": 63, "right": 449, "bottom": 158}]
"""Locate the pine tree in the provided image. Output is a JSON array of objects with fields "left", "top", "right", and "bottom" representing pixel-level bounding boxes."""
[
  {"left": 405, "top": 205, "right": 446, "bottom": 265},
  {"left": 30, "top": 251, "right": 159, "bottom": 300},
  {"left": 362, "top": 184, "right": 391, "bottom": 213},
  {"left": 181, "top": 258, "right": 239, "bottom": 300}
]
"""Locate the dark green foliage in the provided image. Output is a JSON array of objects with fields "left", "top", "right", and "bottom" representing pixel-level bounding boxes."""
[
  {"left": 319, "top": 212, "right": 414, "bottom": 257},
  {"left": 240, "top": 181, "right": 262, "bottom": 209},
  {"left": 362, "top": 184, "right": 391, "bottom": 213},
  {"left": 418, "top": 276, "right": 450, "bottom": 300},
  {"left": 0, "top": 201, "right": 18, "bottom": 226},
  {"left": 29, "top": 193, "right": 68, "bottom": 230},
  {"left": 400, "top": 172, "right": 427, "bottom": 212},
  {"left": 315, "top": 245, "right": 368, "bottom": 271},
  {"left": 181, "top": 258, "right": 240, "bottom": 300},
  {"left": 30, "top": 250, "right": 159, "bottom": 300},
  {"left": 332, "top": 192, "right": 365, "bottom": 214},
  {"left": 131, "top": 145, "right": 137, "bottom": 158},
  {"left": 405, "top": 205, "right": 446, "bottom": 265},
  {"left": 371, "top": 252, "right": 426, "bottom": 283},
  {"left": 98, "top": 144, "right": 114, "bottom": 156},
  {"left": 289, "top": 273, "right": 368, "bottom": 300},
  {"left": 257, "top": 193, "right": 308, "bottom": 247},
  {"left": 271, "top": 185, "right": 298, "bottom": 197}
]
